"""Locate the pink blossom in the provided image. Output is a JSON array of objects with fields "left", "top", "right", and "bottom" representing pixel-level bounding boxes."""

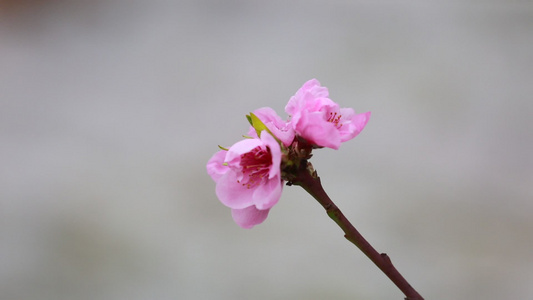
[
  {"left": 206, "top": 132, "right": 283, "bottom": 228},
  {"left": 247, "top": 107, "right": 295, "bottom": 147},
  {"left": 285, "top": 79, "right": 371, "bottom": 149}
]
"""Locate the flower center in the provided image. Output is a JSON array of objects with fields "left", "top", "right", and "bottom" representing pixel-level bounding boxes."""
[
  {"left": 238, "top": 146, "right": 272, "bottom": 189},
  {"left": 327, "top": 112, "right": 343, "bottom": 128}
]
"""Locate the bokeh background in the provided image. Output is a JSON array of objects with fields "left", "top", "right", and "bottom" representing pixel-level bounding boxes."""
[{"left": 1, "top": 1, "right": 532, "bottom": 299}]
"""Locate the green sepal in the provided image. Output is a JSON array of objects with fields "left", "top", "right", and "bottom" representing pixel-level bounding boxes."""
[
  {"left": 246, "top": 112, "right": 285, "bottom": 148},
  {"left": 248, "top": 112, "right": 269, "bottom": 137},
  {"left": 218, "top": 145, "right": 229, "bottom": 151}
]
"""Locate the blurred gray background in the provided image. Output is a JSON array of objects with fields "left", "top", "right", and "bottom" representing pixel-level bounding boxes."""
[{"left": 1, "top": 1, "right": 532, "bottom": 299}]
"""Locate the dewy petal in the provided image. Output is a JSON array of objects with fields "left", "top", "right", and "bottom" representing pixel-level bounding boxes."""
[
  {"left": 206, "top": 150, "right": 230, "bottom": 182},
  {"left": 215, "top": 170, "right": 255, "bottom": 209},
  {"left": 231, "top": 206, "right": 270, "bottom": 229}
]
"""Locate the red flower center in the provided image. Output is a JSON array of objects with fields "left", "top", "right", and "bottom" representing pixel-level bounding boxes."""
[{"left": 238, "top": 146, "right": 272, "bottom": 189}]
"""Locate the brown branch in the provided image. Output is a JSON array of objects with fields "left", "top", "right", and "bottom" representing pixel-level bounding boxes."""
[{"left": 291, "top": 164, "right": 424, "bottom": 300}]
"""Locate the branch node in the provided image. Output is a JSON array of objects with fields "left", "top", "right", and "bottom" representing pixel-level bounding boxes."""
[{"left": 381, "top": 253, "right": 392, "bottom": 264}]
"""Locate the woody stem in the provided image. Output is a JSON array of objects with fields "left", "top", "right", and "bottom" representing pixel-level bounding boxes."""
[{"left": 290, "top": 163, "right": 424, "bottom": 300}]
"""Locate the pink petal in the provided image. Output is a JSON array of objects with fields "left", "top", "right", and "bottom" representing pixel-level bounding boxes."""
[
  {"left": 247, "top": 126, "right": 259, "bottom": 139},
  {"left": 215, "top": 171, "right": 255, "bottom": 209},
  {"left": 250, "top": 107, "right": 295, "bottom": 147},
  {"left": 302, "top": 93, "right": 337, "bottom": 113},
  {"left": 252, "top": 175, "right": 283, "bottom": 210},
  {"left": 260, "top": 132, "right": 282, "bottom": 179},
  {"left": 231, "top": 206, "right": 270, "bottom": 229},
  {"left": 286, "top": 79, "right": 329, "bottom": 116},
  {"left": 252, "top": 107, "right": 282, "bottom": 123},
  {"left": 353, "top": 111, "right": 371, "bottom": 132},
  {"left": 296, "top": 110, "right": 341, "bottom": 149},
  {"left": 225, "top": 138, "right": 263, "bottom": 167},
  {"left": 339, "top": 110, "right": 371, "bottom": 142},
  {"left": 206, "top": 150, "right": 229, "bottom": 182}
]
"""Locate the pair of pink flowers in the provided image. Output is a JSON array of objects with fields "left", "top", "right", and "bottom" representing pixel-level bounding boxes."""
[{"left": 206, "top": 79, "right": 370, "bottom": 228}]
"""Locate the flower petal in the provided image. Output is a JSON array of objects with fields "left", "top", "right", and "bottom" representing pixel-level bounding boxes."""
[
  {"left": 352, "top": 111, "right": 371, "bottom": 133},
  {"left": 286, "top": 79, "right": 329, "bottom": 116},
  {"left": 206, "top": 150, "right": 229, "bottom": 182},
  {"left": 297, "top": 110, "right": 341, "bottom": 149},
  {"left": 225, "top": 138, "right": 263, "bottom": 168},
  {"left": 339, "top": 110, "right": 371, "bottom": 142},
  {"left": 260, "top": 131, "right": 282, "bottom": 179},
  {"left": 231, "top": 206, "right": 270, "bottom": 229},
  {"left": 285, "top": 79, "right": 368, "bottom": 149},
  {"left": 252, "top": 175, "right": 282, "bottom": 210},
  {"left": 215, "top": 171, "right": 255, "bottom": 209},
  {"left": 251, "top": 107, "right": 295, "bottom": 147}
]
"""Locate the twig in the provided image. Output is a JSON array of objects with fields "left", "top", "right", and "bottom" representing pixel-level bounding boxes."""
[{"left": 291, "top": 163, "right": 424, "bottom": 300}]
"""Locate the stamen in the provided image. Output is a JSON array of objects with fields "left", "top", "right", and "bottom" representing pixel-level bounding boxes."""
[
  {"left": 327, "top": 112, "right": 343, "bottom": 127},
  {"left": 236, "top": 146, "right": 272, "bottom": 189}
]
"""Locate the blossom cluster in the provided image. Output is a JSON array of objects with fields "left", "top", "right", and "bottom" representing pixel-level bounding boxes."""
[{"left": 206, "top": 79, "right": 370, "bottom": 228}]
